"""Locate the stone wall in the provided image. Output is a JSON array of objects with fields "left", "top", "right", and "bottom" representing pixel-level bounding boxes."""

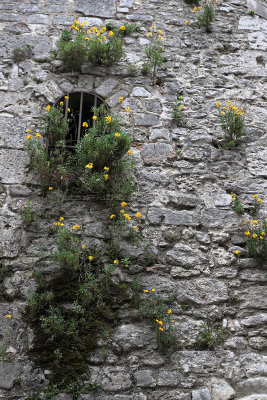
[{"left": 0, "top": 0, "right": 267, "bottom": 399}]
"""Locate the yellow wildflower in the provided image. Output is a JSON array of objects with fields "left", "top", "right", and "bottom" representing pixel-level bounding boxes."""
[
  {"left": 82, "top": 122, "right": 88, "bottom": 128},
  {"left": 27, "top": 135, "right": 32, "bottom": 140},
  {"left": 108, "top": 31, "right": 114, "bottom": 37},
  {"left": 89, "top": 256, "right": 94, "bottom": 261},
  {"left": 148, "top": 32, "right": 152, "bottom": 37},
  {"left": 252, "top": 220, "right": 258, "bottom": 224},
  {"left": 114, "top": 259, "right": 119, "bottom": 264},
  {"left": 115, "top": 133, "right": 120, "bottom": 138},
  {"left": 244, "top": 231, "right": 250, "bottom": 236},
  {"left": 246, "top": 219, "right": 250, "bottom": 223},
  {"left": 261, "top": 232, "right": 265, "bottom": 236},
  {"left": 144, "top": 290, "right": 148, "bottom": 293},
  {"left": 157, "top": 29, "right": 162, "bottom": 34},
  {"left": 26, "top": 129, "right": 31, "bottom": 132},
  {"left": 104, "top": 174, "right": 109, "bottom": 180},
  {"left": 180, "top": 105, "right": 185, "bottom": 110},
  {"left": 221, "top": 111, "right": 225, "bottom": 115},
  {"left": 85, "top": 163, "right": 93, "bottom": 169},
  {"left": 82, "top": 245, "right": 86, "bottom": 250},
  {"left": 185, "top": 20, "right": 189, "bottom": 25},
  {"left": 103, "top": 36, "right": 106, "bottom": 40},
  {"left": 59, "top": 101, "right": 64, "bottom": 106},
  {"left": 156, "top": 320, "right": 163, "bottom": 325},
  {"left": 74, "top": 20, "right": 79, "bottom": 24},
  {"left": 216, "top": 102, "right": 221, "bottom": 107},
  {"left": 134, "top": 226, "right": 138, "bottom": 230},
  {"left": 168, "top": 309, "right": 172, "bottom": 314},
  {"left": 106, "top": 116, "right": 111, "bottom": 123},
  {"left": 46, "top": 105, "right": 51, "bottom": 112},
  {"left": 104, "top": 166, "right": 109, "bottom": 172},
  {"left": 124, "top": 213, "right": 131, "bottom": 220},
  {"left": 235, "top": 250, "right": 240, "bottom": 254},
  {"left": 99, "top": 39, "right": 103, "bottom": 43},
  {"left": 85, "top": 37, "right": 90, "bottom": 41},
  {"left": 260, "top": 236, "right": 263, "bottom": 240},
  {"left": 128, "top": 150, "right": 133, "bottom": 154},
  {"left": 121, "top": 202, "right": 127, "bottom": 208},
  {"left": 92, "top": 115, "right": 97, "bottom": 120},
  {"left": 5, "top": 315, "right": 12, "bottom": 319},
  {"left": 159, "top": 327, "right": 163, "bottom": 332},
  {"left": 110, "top": 214, "right": 116, "bottom": 219},
  {"left": 67, "top": 108, "right": 70, "bottom": 112},
  {"left": 59, "top": 217, "right": 64, "bottom": 221},
  {"left": 257, "top": 198, "right": 262, "bottom": 203},
  {"left": 253, "top": 234, "right": 257, "bottom": 238},
  {"left": 119, "top": 97, "right": 124, "bottom": 103},
  {"left": 135, "top": 212, "right": 142, "bottom": 218},
  {"left": 152, "top": 25, "right": 156, "bottom": 29},
  {"left": 64, "top": 96, "right": 68, "bottom": 100},
  {"left": 48, "top": 187, "right": 53, "bottom": 191},
  {"left": 151, "top": 288, "right": 155, "bottom": 292},
  {"left": 120, "top": 26, "right": 125, "bottom": 30},
  {"left": 159, "top": 36, "right": 163, "bottom": 40}
]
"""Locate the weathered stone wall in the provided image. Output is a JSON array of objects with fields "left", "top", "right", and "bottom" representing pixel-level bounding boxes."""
[{"left": 0, "top": 0, "right": 267, "bottom": 399}]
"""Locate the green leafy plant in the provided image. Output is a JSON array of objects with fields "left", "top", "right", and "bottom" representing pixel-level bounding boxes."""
[
  {"left": 216, "top": 101, "right": 245, "bottom": 148},
  {"left": 243, "top": 218, "right": 267, "bottom": 265},
  {"left": 139, "top": 289, "right": 178, "bottom": 351},
  {"left": 247, "top": 9, "right": 255, "bottom": 16},
  {"left": 141, "top": 62, "right": 150, "bottom": 76},
  {"left": 172, "top": 96, "right": 185, "bottom": 125},
  {"left": 13, "top": 44, "right": 33, "bottom": 62},
  {"left": 197, "top": 0, "right": 216, "bottom": 32},
  {"left": 58, "top": 21, "right": 137, "bottom": 70},
  {"left": 21, "top": 201, "right": 38, "bottom": 224},
  {"left": 196, "top": 323, "right": 228, "bottom": 349},
  {"left": 231, "top": 193, "right": 244, "bottom": 215},
  {"left": 27, "top": 104, "right": 133, "bottom": 200},
  {"left": 143, "top": 27, "right": 165, "bottom": 85},
  {"left": 24, "top": 224, "right": 131, "bottom": 388},
  {"left": 127, "top": 65, "right": 138, "bottom": 76}
]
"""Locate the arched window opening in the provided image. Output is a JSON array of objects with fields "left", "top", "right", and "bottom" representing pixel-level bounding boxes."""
[{"left": 49, "top": 91, "right": 106, "bottom": 149}]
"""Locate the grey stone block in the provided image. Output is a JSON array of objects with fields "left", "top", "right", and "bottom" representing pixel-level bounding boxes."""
[
  {"left": 192, "top": 388, "right": 211, "bottom": 400},
  {"left": 101, "top": 367, "right": 132, "bottom": 391},
  {"left": 28, "top": 14, "right": 50, "bottom": 24},
  {"left": 0, "top": 12, "right": 24, "bottom": 22},
  {"left": 134, "top": 113, "right": 159, "bottom": 126},
  {"left": 140, "top": 143, "right": 173, "bottom": 163},
  {"left": 75, "top": 0, "right": 116, "bottom": 17},
  {"left": 134, "top": 370, "right": 156, "bottom": 387},
  {"left": 96, "top": 78, "right": 119, "bottom": 98},
  {"left": 0, "top": 362, "right": 20, "bottom": 389},
  {"left": 211, "top": 378, "right": 236, "bottom": 400}
]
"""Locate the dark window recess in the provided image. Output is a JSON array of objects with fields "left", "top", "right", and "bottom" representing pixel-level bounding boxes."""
[{"left": 51, "top": 91, "right": 106, "bottom": 148}]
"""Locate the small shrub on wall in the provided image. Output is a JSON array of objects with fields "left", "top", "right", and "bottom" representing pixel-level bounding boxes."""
[
  {"left": 27, "top": 104, "right": 133, "bottom": 200},
  {"left": 58, "top": 20, "right": 138, "bottom": 70}
]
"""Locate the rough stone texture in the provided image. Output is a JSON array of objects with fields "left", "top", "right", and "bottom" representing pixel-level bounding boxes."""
[
  {"left": 0, "top": 363, "right": 20, "bottom": 389},
  {"left": 210, "top": 378, "right": 236, "bottom": 400},
  {"left": 75, "top": 0, "right": 116, "bottom": 17},
  {"left": 0, "top": 0, "right": 267, "bottom": 399}
]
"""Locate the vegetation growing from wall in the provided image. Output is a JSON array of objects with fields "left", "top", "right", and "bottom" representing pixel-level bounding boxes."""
[
  {"left": 27, "top": 103, "right": 133, "bottom": 201},
  {"left": 216, "top": 101, "right": 246, "bottom": 149},
  {"left": 23, "top": 223, "right": 131, "bottom": 389},
  {"left": 58, "top": 20, "right": 138, "bottom": 70},
  {"left": 142, "top": 25, "right": 165, "bottom": 85}
]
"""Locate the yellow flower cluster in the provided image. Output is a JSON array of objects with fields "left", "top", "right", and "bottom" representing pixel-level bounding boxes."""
[
  {"left": 85, "top": 163, "right": 93, "bottom": 169},
  {"left": 148, "top": 24, "right": 163, "bottom": 40},
  {"left": 52, "top": 216, "right": 64, "bottom": 227},
  {"left": 231, "top": 192, "right": 236, "bottom": 201},
  {"left": 216, "top": 101, "right": 245, "bottom": 116},
  {"left": 82, "top": 122, "right": 88, "bottom": 128},
  {"left": 71, "top": 224, "right": 80, "bottom": 230}
]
